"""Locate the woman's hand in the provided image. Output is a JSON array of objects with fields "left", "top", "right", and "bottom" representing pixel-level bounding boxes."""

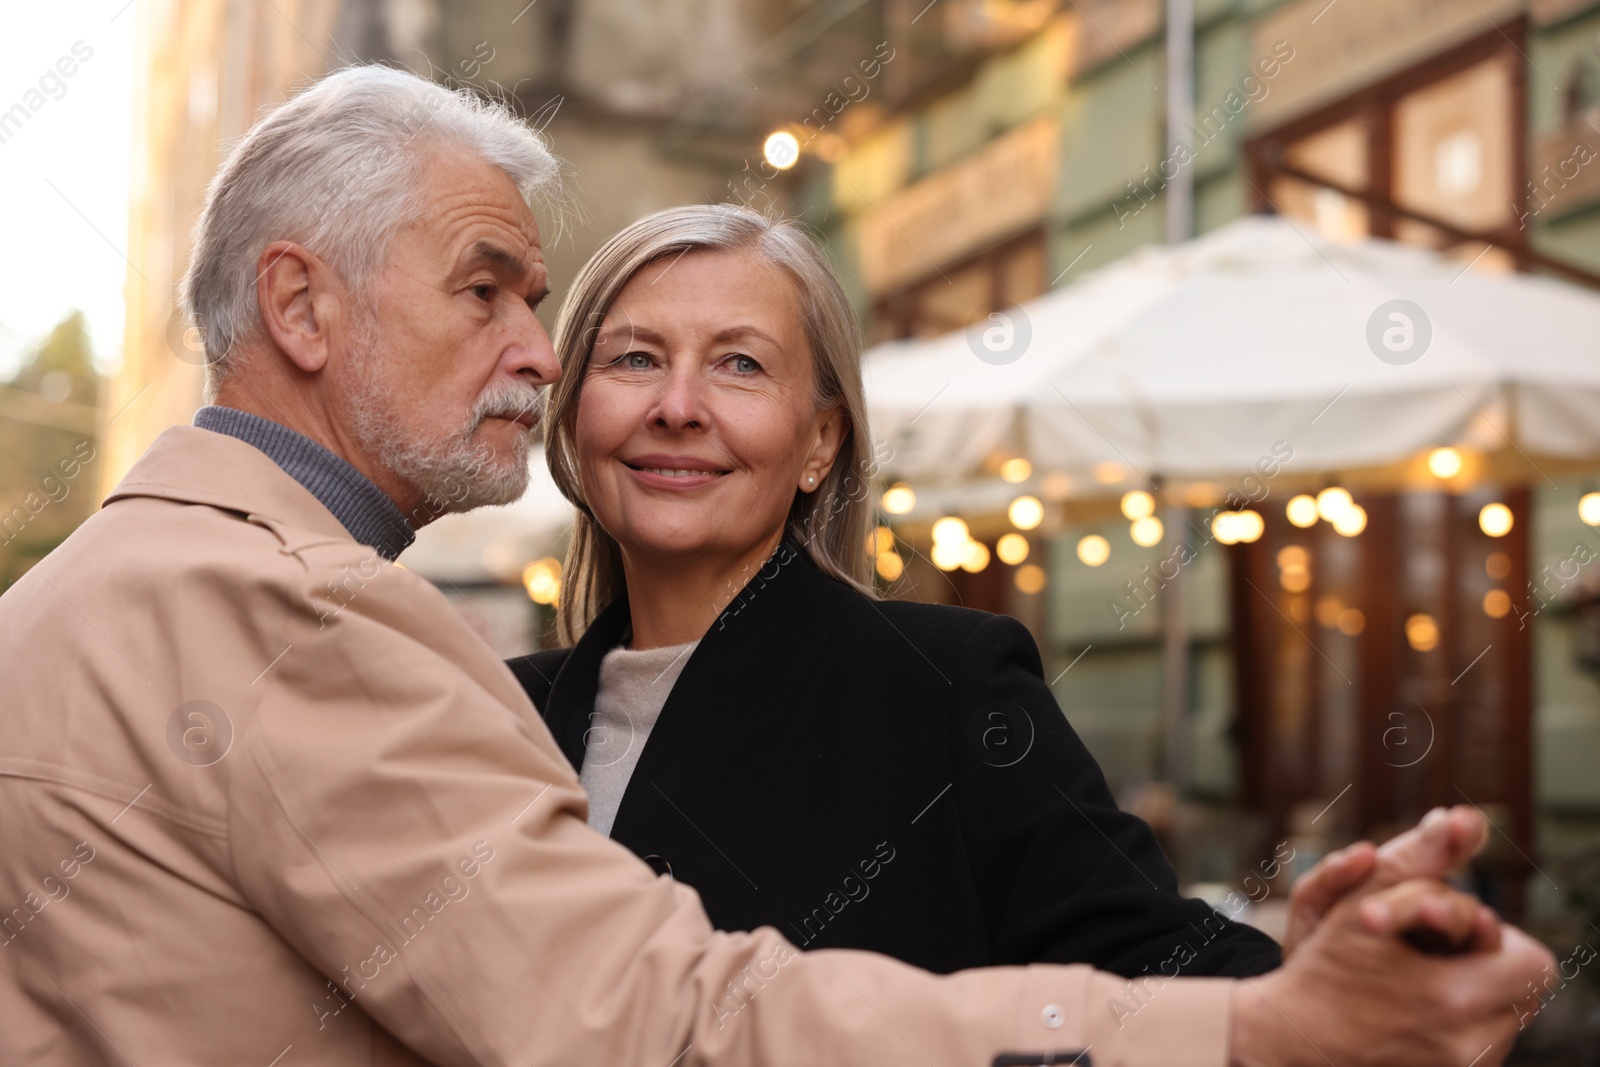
[{"left": 1281, "top": 805, "right": 1489, "bottom": 958}]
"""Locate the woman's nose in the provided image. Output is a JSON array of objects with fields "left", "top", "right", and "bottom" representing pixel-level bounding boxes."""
[{"left": 648, "top": 365, "right": 709, "bottom": 430}]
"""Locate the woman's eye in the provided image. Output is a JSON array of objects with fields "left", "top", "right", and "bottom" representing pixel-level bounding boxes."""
[
  {"left": 728, "top": 354, "right": 760, "bottom": 374},
  {"left": 624, "top": 352, "right": 653, "bottom": 369}
]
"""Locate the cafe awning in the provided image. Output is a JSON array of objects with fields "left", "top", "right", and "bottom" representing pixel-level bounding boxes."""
[{"left": 865, "top": 215, "right": 1600, "bottom": 483}]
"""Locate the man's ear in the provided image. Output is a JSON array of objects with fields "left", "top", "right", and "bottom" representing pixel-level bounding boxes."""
[{"left": 255, "top": 241, "right": 345, "bottom": 374}]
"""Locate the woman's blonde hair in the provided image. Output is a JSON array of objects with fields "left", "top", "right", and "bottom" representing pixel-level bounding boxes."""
[{"left": 545, "top": 204, "right": 880, "bottom": 645}]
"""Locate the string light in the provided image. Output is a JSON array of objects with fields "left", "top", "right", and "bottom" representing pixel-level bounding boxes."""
[
  {"left": 1120, "top": 490, "right": 1155, "bottom": 520},
  {"left": 1479, "top": 503, "right": 1513, "bottom": 538},
  {"left": 1286, "top": 495, "right": 1319, "bottom": 528},
  {"left": 932, "top": 516, "right": 969, "bottom": 546},
  {"left": 1406, "top": 613, "right": 1440, "bottom": 652},
  {"left": 1130, "top": 516, "right": 1164, "bottom": 547},
  {"left": 1009, "top": 495, "right": 1044, "bottom": 531},
  {"left": 876, "top": 550, "right": 905, "bottom": 582},
  {"left": 1000, "top": 458, "right": 1032, "bottom": 483},
  {"left": 763, "top": 131, "right": 800, "bottom": 170},
  {"left": 1212, "top": 510, "right": 1264, "bottom": 544},
  {"left": 882, "top": 483, "right": 916, "bottom": 515},
  {"left": 522, "top": 558, "right": 561, "bottom": 605},
  {"left": 1427, "top": 447, "right": 1463, "bottom": 478},
  {"left": 1316, "top": 487, "right": 1353, "bottom": 523},
  {"left": 1332, "top": 504, "right": 1367, "bottom": 537},
  {"left": 1015, "top": 564, "right": 1047, "bottom": 593},
  {"left": 996, "top": 533, "right": 1030, "bottom": 565}
]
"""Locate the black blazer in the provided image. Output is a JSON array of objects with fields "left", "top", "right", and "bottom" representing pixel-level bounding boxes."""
[{"left": 507, "top": 541, "right": 1280, "bottom": 978}]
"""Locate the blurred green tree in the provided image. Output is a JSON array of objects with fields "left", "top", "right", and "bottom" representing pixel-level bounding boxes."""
[{"left": 0, "top": 311, "right": 102, "bottom": 591}]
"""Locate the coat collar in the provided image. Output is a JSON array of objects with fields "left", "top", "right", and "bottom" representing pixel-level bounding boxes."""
[
  {"left": 541, "top": 539, "right": 856, "bottom": 840},
  {"left": 104, "top": 425, "right": 357, "bottom": 551}
]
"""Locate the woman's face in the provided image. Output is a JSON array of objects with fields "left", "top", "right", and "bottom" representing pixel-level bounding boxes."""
[{"left": 574, "top": 248, "right": 845, "bottom": 571}]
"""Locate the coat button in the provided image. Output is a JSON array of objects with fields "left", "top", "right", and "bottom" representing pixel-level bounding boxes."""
[
  {"left": 1040, "top": 1004, "right": 1065, "bottom": 1029},
  {"left": 642, "top": 854, "right": 673, "bottom": 878}
]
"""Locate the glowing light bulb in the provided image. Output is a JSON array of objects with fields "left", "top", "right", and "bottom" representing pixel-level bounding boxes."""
[
  {"left": 1009, "top": 495, "right": 1044, "bottom": 531},
  {"left": 763, "top": 131, "right": 800, "bottom": 170},
  {"left": 1427, "top": 447, "right": 1462, "bottom": 479},
  {"left": 932, "top": 516, "right": 969, "bottom": 546},
  {"left": 1286, "top": 494, "right": 1319, "bottom": 528},
  {"left": 1479, "top": 503, "right": 1513, "bottom": 538},
  {"left": 1130, "top": 516, "right": 1164, "bottom": 547},
  {"left": 1015, "top": 564, "right": 1047, "bottom": 594},
  {"left": 522, "top": 558, "right": 562, "bottom": 605},
  {"left": 996, "top": 533, "right": 1030, "bottom": 565},
  {"left": 1000, "top": 458, "right": 1032, "bottom": 483},
  {"left": 1332, "top": 504, "right": 1367, "bottom": 537},
  {"left": 1235, "top": 510, "right": 1265, "bottom": 543},
  {"left": 882, "top": 483, "right": 916, "bottom": 515},
  {"left": 1316, "top": 487, "right": 1353, "bottom": 523},
  {"left": 1120, "top": 490, "right": 1155, "bottom": 520},
  {"left": 876, "top": 550, "right": 905, "bottom": 582},
  {"left": 1406, "top": 614, "right": 1440, "bottom": 652}
]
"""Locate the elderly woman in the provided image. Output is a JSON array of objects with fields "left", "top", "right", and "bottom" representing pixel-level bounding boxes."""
[{"left": 506, "top": 203, "right": 1280, "bottom": 978}]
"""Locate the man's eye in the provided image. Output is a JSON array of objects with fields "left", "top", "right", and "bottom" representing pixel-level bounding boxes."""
[{"left": 471, "top": 284, "right": 496, "bottom": 302}]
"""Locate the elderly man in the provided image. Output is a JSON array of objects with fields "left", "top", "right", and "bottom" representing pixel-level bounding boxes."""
[{"left": 0, "top": 65, "right": 1551, "bottom": 1067}]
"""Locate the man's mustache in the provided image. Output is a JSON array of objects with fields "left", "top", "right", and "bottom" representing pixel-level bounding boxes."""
[{"left": 471, "top": 380, "right": 544, "bottom": 433}]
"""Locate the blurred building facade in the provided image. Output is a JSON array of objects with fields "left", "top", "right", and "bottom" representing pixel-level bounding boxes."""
[{"left": 787, "top": 0, "right": 1600, "bottom": 913}]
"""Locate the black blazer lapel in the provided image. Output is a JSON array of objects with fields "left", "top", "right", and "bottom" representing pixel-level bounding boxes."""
[
  {"left": 608, "top": 542, "right": 851, "bottom": 864},
  {"left": 537, "top": 595, "right": 633, "bottom": 772}
]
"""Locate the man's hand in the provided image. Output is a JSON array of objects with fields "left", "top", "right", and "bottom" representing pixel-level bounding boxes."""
[
  {"left": 1282, "top": 805, "right": 1489, "bottom": 957},
  {"left": 1233, "top": 878, "right": 1553, "bottom": 1067}
]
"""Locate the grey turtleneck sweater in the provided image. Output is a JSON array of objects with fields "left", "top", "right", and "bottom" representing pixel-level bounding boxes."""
[{"left": 192, "top": 405, "right": 415, "bottom": 560}]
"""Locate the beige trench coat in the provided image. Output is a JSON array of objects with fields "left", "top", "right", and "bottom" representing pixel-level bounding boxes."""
[{"left": 0, "top": 424, "right": 1235, "bottom": 1066}]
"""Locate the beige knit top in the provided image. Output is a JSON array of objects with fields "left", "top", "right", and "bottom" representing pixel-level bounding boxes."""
[{"left": 580, "top": 638, "right": 700, "bottom": 837}]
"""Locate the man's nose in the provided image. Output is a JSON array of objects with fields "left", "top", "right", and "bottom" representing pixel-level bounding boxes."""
[{"left": 506, "top": 313, "right": 561, "bottom": 386}]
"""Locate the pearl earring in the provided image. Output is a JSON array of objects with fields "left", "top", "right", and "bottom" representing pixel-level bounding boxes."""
[{"left": 807, "top": 475, "right": 816, "bottom": 486}]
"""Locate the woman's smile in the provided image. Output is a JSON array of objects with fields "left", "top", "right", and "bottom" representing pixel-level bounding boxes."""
[{"left": 622, "top": 453, "right": 732, "bottom": 490}]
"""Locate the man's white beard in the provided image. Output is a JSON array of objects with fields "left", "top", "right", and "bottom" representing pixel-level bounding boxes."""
[{"left": 343, "top": 314, "right": 542, "bottom": 521}]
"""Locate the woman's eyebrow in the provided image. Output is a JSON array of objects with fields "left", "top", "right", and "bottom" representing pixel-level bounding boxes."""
[
  {"left": 709, "top": 325, "right": 781, "bottom": 348},
  {"left": 594, "top": 322, "right": 661, "bottom": 347},
  {"left": 592, "top": 323, "right": 781, "bottom": 348}
]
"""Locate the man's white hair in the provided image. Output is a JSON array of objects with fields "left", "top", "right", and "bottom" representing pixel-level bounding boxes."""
[{"left": 180, "top": 64, "right": 561, "bottom": 398}]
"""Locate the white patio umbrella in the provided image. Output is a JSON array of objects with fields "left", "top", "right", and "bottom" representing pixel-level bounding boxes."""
[{"left": 866, "top": 215, "right": 1600, "bottom": 483}]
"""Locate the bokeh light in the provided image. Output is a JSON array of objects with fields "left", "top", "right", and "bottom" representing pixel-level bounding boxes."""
[
  {"left": 1286, "top": 494, "right": 1319, "bottom": 528},
  {"left": 1120, "top": 490, "right": 1155, "bottom": 520},
  {"left": 882, "top": 483, "right": 916, "bottom": 515},
  {"left": 1008, "top": 495, "right": 1044, "bottom": 531},
  {"left": 1427, "top": 447, "right": 1462, "bottom": 478},
  {"left": 1479, "top": 502, "right": 1513, "bottom": 538},
  {"left": 1077, "top": 534, "right": 1110, "bottom": 566},
  {"left": 996, "top": 532, "right": 1030, "bottom": 565},
  {"left": 1130, "top": 516, "right": 1164, "bottom": 547}
]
